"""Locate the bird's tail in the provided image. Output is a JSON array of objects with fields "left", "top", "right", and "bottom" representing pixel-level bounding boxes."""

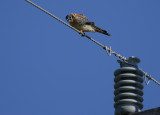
[{"left": 93, "top": 25, "right": 111, "bottom": 36}]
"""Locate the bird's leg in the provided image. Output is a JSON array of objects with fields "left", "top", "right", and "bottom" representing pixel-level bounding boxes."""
[{"left": 79, "top": 30, "right": 85, "bottom": 37}]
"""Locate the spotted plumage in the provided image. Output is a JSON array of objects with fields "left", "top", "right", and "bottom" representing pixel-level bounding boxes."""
[{"left": 66, "top": 13, "right": 111, "bottom": 36}]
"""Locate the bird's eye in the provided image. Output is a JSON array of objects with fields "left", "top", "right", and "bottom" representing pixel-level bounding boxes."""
[
  {"left": 70, "top": 15, "right": 73, "bottom": 20},
  {"left": 66, "top": 14, "right": 74, "bottom": 22}
]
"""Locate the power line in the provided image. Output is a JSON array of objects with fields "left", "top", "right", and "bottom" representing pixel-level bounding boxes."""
[{"left": 25, "top": 0, "right": 160, "bottom": 86}]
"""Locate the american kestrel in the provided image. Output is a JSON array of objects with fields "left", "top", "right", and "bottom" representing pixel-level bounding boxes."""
[{"left": 66, "top": 13, "right": 111, "bottom": 36}]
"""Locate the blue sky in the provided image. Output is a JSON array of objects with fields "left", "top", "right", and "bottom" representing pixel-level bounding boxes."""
[{"left": 0, "top": 0, "right": 160, "bottom": 115}]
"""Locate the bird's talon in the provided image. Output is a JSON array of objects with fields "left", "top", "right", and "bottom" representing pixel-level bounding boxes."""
[
  {"left": 81, "top": 33, "right": 85, "bottom": 37},
  {"left": 79, "top": 30, "right": 85, "bottom": 37}
]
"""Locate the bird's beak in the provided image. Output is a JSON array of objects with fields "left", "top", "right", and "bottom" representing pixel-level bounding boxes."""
[{"left": 66, "top": 15, "right": 69, "bottom": 21}]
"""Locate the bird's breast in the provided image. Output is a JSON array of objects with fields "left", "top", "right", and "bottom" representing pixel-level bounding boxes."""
[
  {"left": 81, "top": 25, "right": 95, "bottom": 32},
  {"left": 69, "top": 22, "right": 95, "bottom": 32}
]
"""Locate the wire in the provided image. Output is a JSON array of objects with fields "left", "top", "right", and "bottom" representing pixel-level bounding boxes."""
[
  {"left": 25, "top": 0, "right": 80, "bottom": 33},
  {"left": 25, "top": 0, "right": 160, "bottom": 86}
]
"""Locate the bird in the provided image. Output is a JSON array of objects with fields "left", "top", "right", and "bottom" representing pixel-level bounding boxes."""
[{"left": 66, "top": 13, "right": 111, "bottom": 36}]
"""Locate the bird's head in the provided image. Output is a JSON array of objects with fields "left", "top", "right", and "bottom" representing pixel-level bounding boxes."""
[{"left": 66, "top": 13, "right": 74, "bottom": 23}]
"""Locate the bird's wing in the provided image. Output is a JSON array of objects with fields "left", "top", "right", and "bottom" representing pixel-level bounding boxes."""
[
  {"left": 85, "top": 22, "right": 95, "bottom": 25},
  {"left": 73, "top": 13, "right": 90, "bottom": 24}
]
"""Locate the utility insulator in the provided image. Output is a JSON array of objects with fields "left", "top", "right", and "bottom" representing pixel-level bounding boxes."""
[{"left": 114, "top": 56, "right": 144, "bottom": 115}]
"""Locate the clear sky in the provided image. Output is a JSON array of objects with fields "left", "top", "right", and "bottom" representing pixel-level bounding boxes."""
[{"left": 1, "top": 0, "right": 160, "bottom": 115}]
